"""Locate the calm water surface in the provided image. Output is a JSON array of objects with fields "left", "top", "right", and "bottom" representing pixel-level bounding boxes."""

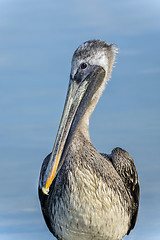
[{"left": 0, "top": 1, "right": 160, "bottom": 239}]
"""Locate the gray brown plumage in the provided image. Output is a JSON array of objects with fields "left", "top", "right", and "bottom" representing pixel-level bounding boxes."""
[{"left": 38, "top": 40, "right": 140, "bottom": 240}]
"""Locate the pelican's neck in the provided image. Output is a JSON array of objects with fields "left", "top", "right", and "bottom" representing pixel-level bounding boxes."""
[
  {"left": 78, "top": 75, "right": 108, "bottom": 142},
  {"left": 78, "top": 113, "right": 90, "bottom": 141}
]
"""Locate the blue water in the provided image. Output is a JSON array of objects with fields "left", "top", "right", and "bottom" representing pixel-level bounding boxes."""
[{"left": 0, "top": 1, "right": 160, "bottom": 239}]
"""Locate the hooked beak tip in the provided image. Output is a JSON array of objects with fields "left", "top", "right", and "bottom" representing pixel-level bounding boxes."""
[{"left": 42, "top": 186, "right": 49, "bottom": 195}]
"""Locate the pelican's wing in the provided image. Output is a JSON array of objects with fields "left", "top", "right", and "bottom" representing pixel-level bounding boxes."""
[
  {"left": 38, "top": 153, "right": 55, "bottom": 234},
  {"left": 101, "top": 147, "right": 140, "bottom": 234}
]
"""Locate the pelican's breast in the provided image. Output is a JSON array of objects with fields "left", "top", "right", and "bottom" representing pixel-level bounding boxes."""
[{"left": 50, "top": 137, "right": 131, "bottom": 240}]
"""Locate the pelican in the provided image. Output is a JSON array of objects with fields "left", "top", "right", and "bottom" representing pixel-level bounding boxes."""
[{"left": 38, "top": 40, "right": 140, "bottom": 240}]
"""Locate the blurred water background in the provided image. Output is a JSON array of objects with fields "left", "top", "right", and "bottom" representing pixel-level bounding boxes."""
[{"left": 0, "top": 0, "right": 160, "bottom": 239}]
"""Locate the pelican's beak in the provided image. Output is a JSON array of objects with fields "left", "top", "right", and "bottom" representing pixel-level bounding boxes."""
[{"left": 42, "top": 64, "right": 105, "bottom": 195}]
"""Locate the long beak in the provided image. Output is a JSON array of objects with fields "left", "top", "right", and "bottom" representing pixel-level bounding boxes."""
[{"left": 42, "top": 65, "right": 105, "bottom": 195}]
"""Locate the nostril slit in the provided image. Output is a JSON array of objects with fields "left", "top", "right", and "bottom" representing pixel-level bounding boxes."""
[{"left": 74, "top": 72, "right": 82, "bottom": 84}]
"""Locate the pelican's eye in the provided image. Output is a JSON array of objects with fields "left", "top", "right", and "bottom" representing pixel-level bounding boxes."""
[
  {"left": 74, "top": 62, "right": 90, "bottom": 83},
  {"left": 80, "top": 62, "right": 88, "bottom": 70}
]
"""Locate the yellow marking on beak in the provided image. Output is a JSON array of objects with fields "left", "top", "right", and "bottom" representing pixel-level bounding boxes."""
[{"left": 42, "top": 152, "right": 61, "bottom": 195}]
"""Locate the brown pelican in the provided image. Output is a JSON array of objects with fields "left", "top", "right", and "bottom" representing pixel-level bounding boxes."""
[{"left": 38, "top": 40, "right": 140, "bottom": 240}]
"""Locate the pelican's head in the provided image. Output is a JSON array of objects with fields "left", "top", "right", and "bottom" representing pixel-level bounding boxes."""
[
  {"left": 71, "top": 40, "right": 115, "bottom": 81},
  {"left": 41, "top": 40, "right": 116, "bottom": 195}
]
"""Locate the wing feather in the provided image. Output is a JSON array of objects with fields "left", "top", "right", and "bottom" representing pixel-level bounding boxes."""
[{"left": 101, "top": 147, "right": 140, "bottom": 234}]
